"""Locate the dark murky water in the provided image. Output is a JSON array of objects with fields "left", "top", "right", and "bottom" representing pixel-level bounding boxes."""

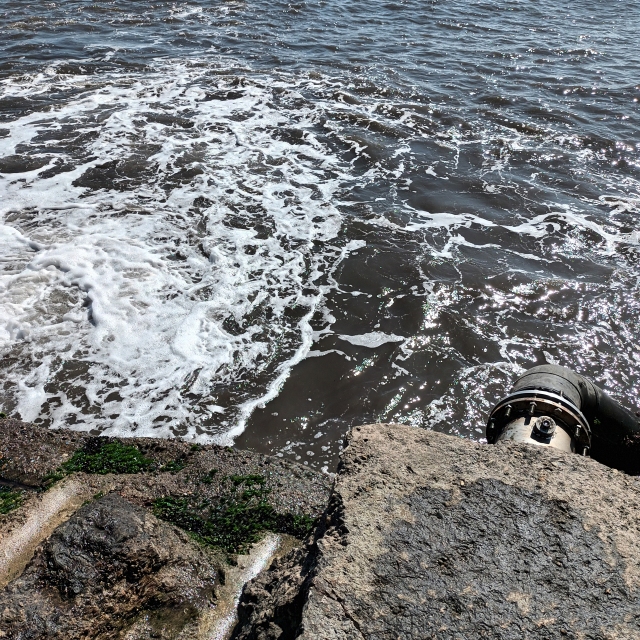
[{"left": 1, "top": 0, "right": 638, "bottom": 471}]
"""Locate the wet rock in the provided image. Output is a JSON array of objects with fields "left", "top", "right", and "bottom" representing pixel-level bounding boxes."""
[
  {"left": 0, "top": 420, "right": 331, "bottom": 636},
  {"left": 233, "top": 423, "right": 640, "bottom": 640},
  {"left": 234, "top": 542, "right": 317, "bottom": 640},
  {"left": 0, "top": 155, "right": 51, "bottom": 173},
  {"left": 0, "top": 418, "right": 87, "bottom": 487},
  {"left": 0, "top": 419, "right": 332, "bottom": 518},
  {"left": 0, "top": 493, "right": 219, "bottom": 639}
]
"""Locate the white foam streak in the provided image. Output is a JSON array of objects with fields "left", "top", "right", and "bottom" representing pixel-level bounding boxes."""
[{"left": 338, "top": 332, "right": 405, "bottom": 348}]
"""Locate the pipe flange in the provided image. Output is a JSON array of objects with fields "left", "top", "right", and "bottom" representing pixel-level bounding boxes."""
[{"left": 487, "top": 388, "right": 591, "bottom": 450}]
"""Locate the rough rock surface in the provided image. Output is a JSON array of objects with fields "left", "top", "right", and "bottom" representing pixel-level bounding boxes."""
[
  {"left": 0, "top": 420, "right": 332, "bottom": 637},
  {"left": 0, "top": 418, "right": 87, "bottom": 487},
  {"left": 0, "top": 417, "right": 331, "bottom": 519},
  {"left": 233, "top": 423, "right": 640, "bottom": 640},
  {"left": 0, "top": 493, "right": 220, "bottom": 639}
]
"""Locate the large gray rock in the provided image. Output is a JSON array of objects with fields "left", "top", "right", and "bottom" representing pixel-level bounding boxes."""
[
  {"left": 233, "top": 423, "right": 640, "bottom": 640},
  {"left": 0, "top": 493, "right": 220, "bottom": 639}
]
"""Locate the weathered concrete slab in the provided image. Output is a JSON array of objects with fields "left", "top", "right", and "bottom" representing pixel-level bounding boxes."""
[{"left": 234, "top": 423, "right": 640, "bottom": 640}]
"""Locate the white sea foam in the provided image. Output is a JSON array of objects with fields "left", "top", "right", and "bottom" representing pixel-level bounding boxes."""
[
  {"left": 0, "top": 60, "right": 357, "bottom": 439},
  {"left": 338, "top": 332, "right": 405, "bottom": 348}
]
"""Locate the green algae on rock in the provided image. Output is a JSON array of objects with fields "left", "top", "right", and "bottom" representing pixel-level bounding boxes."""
[
  {"left": 42, "top": 438, "right": 155, "bottom": 486},
  {"left": 159, "top": 459, "right": 187, "bottom": 473},
  {"left": 0, "top": 420, "right": 332, "bottom": 638},
  {"left": 62, "top": 439, "right": 155, "bottom": 475},
  {"left": 153, "top": 472, "right": 316, "bottom": 553},
  {"left": 0, "top": 487, "right": 24, "bottom": 515}
]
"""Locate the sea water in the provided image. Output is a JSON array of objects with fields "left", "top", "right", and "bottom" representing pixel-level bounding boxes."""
[{"left": 0, "top": 0, "right": 638, "bottom": 471}]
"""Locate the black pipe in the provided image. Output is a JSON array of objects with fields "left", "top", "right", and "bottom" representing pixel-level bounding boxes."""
[{"left": 487, "top": 364, "right": 640, "bottom": 474}]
